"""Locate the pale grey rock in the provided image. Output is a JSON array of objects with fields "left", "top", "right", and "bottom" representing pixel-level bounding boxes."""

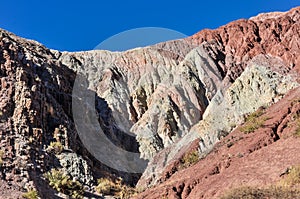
[
  {"left": 137, "top": 55, "right": 299, "bottom": 188},
  {"left": 197, "top": 61, "right": 298, "bottom": 154},
  {"left": 58, "top": 152, "right": 94, "bottom": 186},
  {"left": 60, "top": 41, "right": 210, "bottom": 160}
]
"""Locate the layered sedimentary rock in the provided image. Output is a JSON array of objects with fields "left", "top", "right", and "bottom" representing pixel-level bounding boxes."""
[
  {"left": 137, "top": 7, "right": 300, "bottom": 188},
  {"left": 136, "top": 55, "right": 299, "bottom": 188},
  {"left": 135, "top": 87, "right": 300, "bottom": 199},
  {"left": 0, "top": 6, "right": 299, "bottom": 199}
]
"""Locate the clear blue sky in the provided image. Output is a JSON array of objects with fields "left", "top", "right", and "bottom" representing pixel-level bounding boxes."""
[{"left": 1, "top": 0, "right": 299, "bottom": 51}]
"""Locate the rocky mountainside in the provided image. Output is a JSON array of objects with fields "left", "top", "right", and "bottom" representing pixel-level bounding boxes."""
[
  {"left": 0, "top": 6, "right": 299, "bottom": 199},
  {"left": 136, "top": 87, "right": 300, "bottom": 199}
]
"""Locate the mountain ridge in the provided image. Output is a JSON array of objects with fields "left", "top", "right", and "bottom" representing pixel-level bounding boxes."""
[{"left": 0, "top": 6, "right": 299, "bottom": 199}]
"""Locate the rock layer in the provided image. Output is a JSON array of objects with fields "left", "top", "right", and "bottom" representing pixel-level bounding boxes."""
[
  {"left": 137, "top": 7, "right": 300, "bottom": 188},
  {"left": 135, "top": 87, "right": 300, "bottom": 199},
  {"left": 0, "top": 6, "right": 299, "bottom": 199}
]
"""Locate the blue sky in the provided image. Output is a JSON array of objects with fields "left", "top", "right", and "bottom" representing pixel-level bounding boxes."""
[{"left": 1, "top": 1, "right": 299, "bottom": 51}]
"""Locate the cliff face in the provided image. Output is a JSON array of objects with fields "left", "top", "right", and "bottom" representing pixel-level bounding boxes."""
[
  {"left": 0, "top": 30, "right": 97, "bottom": 198},
  {"left": 0, "top": 6, "right": 299, "bottom": 199}
]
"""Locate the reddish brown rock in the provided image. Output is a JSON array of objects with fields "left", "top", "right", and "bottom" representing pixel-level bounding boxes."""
[
  {"left": 135, "top": 87, "right": 300, "bottom": 199},
  {"left": 0, "top": 6, "right": 299, "bottom": 199},
  {"left": 137, "top": 7, "right": 300, "bottom": 190},
  {"left": 187, "top": 6, "right": 300, "bottom": 81}
]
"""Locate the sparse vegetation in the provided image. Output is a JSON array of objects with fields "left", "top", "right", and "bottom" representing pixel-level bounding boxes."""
[
  {"left": 220, "top": 186, "right": 264, "bottom": 199},
  {"left": 245, "top": 109, "right": 264, "bottom": 122},
  {"left": 280, "top": 165, "right": 300, "bottom": 187},
  {"left": 44, "top": 169, "right": 84, "bottom": 199},
  {"left": 22, "top": 190, "right": 38, "bottom": 199},
  {"left": 240, "top": 119, "right": 266, "bottom": 134},
  {"left": 0, "top": 149, "right": 4, "bottom": 166},
  {"left": 119, "top": 185, "right": 137, "bottom": 199},
  {"left": 294, "top": 124, "right": 300, "bottom": 137},
  {"left": 220, "top": 186, "right": 300, "bottom": 199},
  {"left": 240, "top": 109, "right": 268, "bottom": 134},
  {"left": 290, "top": 105, "right": 300, "bottom": 132},
  {"left": 95, "top": 177, "right": 137, "bottom": 199},
  {"left": 236, "top": 153, "right": 244, "bottom": 158},
  {"left": 180, "top": 150, "right": 200, "bottom": 169},
  {"left": 47, "top": 141, "right": 63, "bottom": 154},
  {"left": 96, "top": 178, "right": 120, "bottom": 195},
  {"left": 221, "top": 165, "right": 300, "bottom": 199}
]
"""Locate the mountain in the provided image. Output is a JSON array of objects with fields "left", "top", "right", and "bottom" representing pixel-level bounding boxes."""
[
  {"left": 136, "top": 87, "right": 300, "bottom": 199},
  {"left": 0, "top": 6, "right": 299, "bottom": 199}
]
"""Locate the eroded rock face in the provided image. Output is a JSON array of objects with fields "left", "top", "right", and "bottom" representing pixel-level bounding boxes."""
[
  {"left": 197, "top": 55, "right": 298, "bottom": 153},
  {"left": 0, "top": 29, "right": 104, "bottom": 198},
  {"left": 136, "top": 55, "right": 299, "bottom": 188},
  {"left": 60, "top": 42, "right": 209, "bottom": 159},
  {"left": 0, "top": 6, "right": 299, "bottom": 199},
  {"left": 189, "top": 7, "right": 300, "bottom": 75},
  {"left": 135, "top": 87, "right": 300, "bottom": 199},
  {"left": 136, "top": 7, "right": 300, "bottom": 188}
]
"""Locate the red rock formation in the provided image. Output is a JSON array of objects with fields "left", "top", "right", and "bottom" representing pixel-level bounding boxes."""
[
  {"left": 187, "top": 6, "right": 300, "bottom": 81},
  {"left": 136, "top": 6, "right": 300, "bottom": 191},
  {"left": 135, "top": 87, "right": 300, "bottom": 199},
  {"left": 0, "top": 6, "right": 299, "bottom": 199}
]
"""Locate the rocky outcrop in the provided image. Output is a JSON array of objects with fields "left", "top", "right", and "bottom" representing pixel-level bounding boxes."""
[
  {"left": 59, "top": 6, "right": 300, "bottom": 162},
  {"left": 136, "top": 55, "right": 299, "bottom": 188},
  {"left": 136, "top": 7, "right": 300, "bottom": 188},
  {"left": 59, "top": 42, "right": 209, "bottom": 161},
  {"left": 196, "top": 55, "right": 298, "bottom": 154},
  {"left": 189, "top": 6, "right": 300, "bottom": 77},
  {"left": 0, "top": 29, "right": 98, "bottom": 198},
  {"left": 135, "top": 87, "right": 300, "bottom": 199},
  {"left": 0, "top": 6, "right": 299, "bottom": 199}
]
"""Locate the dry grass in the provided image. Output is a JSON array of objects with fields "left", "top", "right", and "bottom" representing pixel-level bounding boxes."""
[
  {"left": 240, "top": 109, "right": 268, "bottom": 134},
  {"left": 221, "top": 165, "right": 300, "bottom": 199},
  {"left": 240, "top": 118, "right": 266, "bottom": 134},
  {"left": 22, "top": 190, "right": 38, "bottom": 199},
  {"left": 245, "top": 109, "right": 264, "bottom": 122},
  {"left": 293, "top": 119, "right": 300, "bottom": 137},
  {"left": 47, "top": 141, "right": 63, "bottom": 154},
  {"left": 95, "top": 177, "right": 137, "bottom": 199},
  {"left": 44, "top": 169, "right": 84, "bottom": 198},
  {"left": 220, "top": 186, "right": 300, "bottom": 199},
  {"left": 280, "top": 165, "right": 300, "bottom": 187},
  {"left": 180, "top": 150, "right": 199, "bottom": 169},
  {"left": 0, "top": 149, "right": 4, "bottom": 166}
]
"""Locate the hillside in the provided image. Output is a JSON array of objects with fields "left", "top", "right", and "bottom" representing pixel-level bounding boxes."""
[{"left": 0, "top": 6, "right": 299, "bottom": 199}]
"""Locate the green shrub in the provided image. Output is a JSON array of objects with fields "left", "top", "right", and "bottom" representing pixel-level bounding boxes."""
[
  {"left": 22, "top": 190, "right": 38, "bottom": 199},
  {"left": 180, "top": 150, "right": 199, "bottom": 169},
  {"left": 47, "top": 141, "right": 63, "bottom": 154},
  {"left": 44, "top": 169, "right": 84, "bottom": 199},
  {"left": 95, "top": 177, "right": 136, "bottom": 199}
]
